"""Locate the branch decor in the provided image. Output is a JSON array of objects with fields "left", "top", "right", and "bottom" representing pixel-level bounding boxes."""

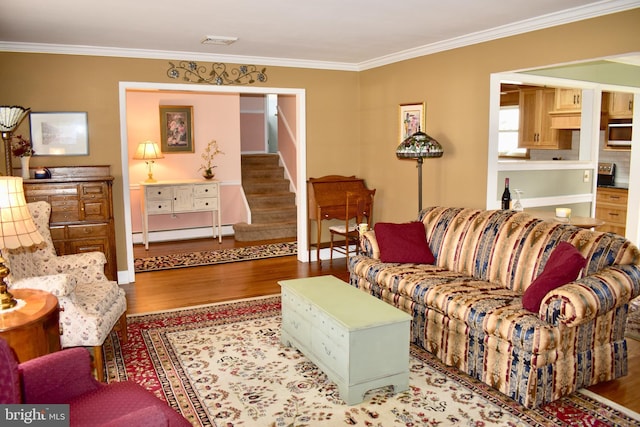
[{"left": 167, "top": 61, "right": 268, "bottom": 85}]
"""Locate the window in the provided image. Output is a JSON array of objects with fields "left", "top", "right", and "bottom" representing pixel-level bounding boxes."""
[{"left": 498, "top": 106, "right": 527, "bottom": 158}]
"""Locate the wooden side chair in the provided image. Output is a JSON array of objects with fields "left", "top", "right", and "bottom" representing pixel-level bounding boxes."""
[{"left": 329, "top": 189, "right": 375, "bottom": 262}]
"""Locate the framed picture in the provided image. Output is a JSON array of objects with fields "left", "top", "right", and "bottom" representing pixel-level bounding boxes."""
[
  {"left": 399, "top": 102, "right": 425, "bottom": 143},
  {"left": 160, "top": 105, "right": 194, "bottom": 153},
  {"left": 29, "top": 112, "right": 89, "bottom": 156}
]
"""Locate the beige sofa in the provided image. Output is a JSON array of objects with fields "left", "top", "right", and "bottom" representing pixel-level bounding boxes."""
[{"left": 348, "top": 206, "right": 640, "bottom": 408}]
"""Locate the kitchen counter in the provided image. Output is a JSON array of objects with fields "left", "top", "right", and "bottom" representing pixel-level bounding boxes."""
[
  {"left": 526, "top": 209, "right": 605, "bottom": 230},
  {"left": 597, "top": 184, "right": 629, "bottom": 190}
]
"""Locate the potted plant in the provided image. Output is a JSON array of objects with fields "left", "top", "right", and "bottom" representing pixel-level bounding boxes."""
[{"left": 199, "top": 139, "right": 224, "bottom": 179}]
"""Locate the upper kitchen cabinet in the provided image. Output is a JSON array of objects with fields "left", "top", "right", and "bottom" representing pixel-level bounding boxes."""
[
  {"left": 553, "top": 88, "right": 582, "bottom": 112},
  {"left": 607, "top": 92, "right": 634, "bottom": 119},
  {"left": 518, "top": 87, "right": 572, "bottom": 149}
]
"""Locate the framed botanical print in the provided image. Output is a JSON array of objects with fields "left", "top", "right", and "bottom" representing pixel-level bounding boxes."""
[
  {"left": 159, "top": 105, "right": 194, "bottom": 153},
  {"left": 399, "top": 102, "right": 425, "bottom": 143}
]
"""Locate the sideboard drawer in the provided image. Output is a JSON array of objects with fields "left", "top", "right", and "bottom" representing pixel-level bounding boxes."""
[
  {"left": 147, "top": 201, "right": 172, "bottom": 214},
  {"left": 194, "top": 183, "right": 219, "bottom": 197},
  {"left": 146, "top": 186, "right": 172, "bottom": 200},
  {"left": 193, "top": 197, "right": 218, "bottom": 211}
]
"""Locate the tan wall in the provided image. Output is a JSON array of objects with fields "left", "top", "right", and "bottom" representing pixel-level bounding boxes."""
[
  {"left": 359, "top": 9, "right": 640, "bottom": 222},
  {"left": 1, "top": 9, "right": 639, "bottom": 272},
  {"left": 0, "top": 55, "right": 360, "bottom": 273}
]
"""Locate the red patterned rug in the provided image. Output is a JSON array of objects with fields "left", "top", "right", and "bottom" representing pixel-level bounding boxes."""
[
  {"left": 134, "top": 241, "right": 297, "bottom": 272},
  {"left": 103, "top": 296, "right": 640, "bottom": 426}
]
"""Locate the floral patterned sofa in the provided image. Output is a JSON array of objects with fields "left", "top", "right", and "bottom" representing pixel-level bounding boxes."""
[{"left": 348, "top": 206, "right": 640, "bottom": 408}]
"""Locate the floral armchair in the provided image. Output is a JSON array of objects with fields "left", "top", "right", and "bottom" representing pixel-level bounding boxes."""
[{"left": 3, "top": 201, "right": 127, "bottom": 382}]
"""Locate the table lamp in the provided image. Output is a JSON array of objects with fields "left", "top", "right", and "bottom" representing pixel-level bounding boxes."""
[
  {"left": 0, "top": 177, "right": 44, "bottom": 310},
  {"left": 133, "top": 141, "right": 164, "bottom": 183}
]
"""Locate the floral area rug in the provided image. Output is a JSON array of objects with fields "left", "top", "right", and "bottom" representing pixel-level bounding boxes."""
[
  {"left": 103, "top": 296, "right": 640, "bottom": 427},
  {"left": 134, "top": 242, "right": 297, "bottom": 272}
]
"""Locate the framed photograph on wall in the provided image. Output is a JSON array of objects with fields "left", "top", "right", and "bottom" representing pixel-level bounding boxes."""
[
  {"left": 29, "top": 112, "right": 89, "bottom": 156},
  {"left": 399, "top": 102, "right": 425, "bottom": 143},
  {"left": 160, "top": 105, "right": 194, "bottom": 153}
]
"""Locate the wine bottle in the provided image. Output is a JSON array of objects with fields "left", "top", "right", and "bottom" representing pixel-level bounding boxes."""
[{"left": 501, "top": 178, "right": 511, "bottom": 210}]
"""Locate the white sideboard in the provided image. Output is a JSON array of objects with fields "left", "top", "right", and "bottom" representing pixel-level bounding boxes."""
[
  {"left": 279, "top": 275, "right": 411, "bottom": 405},
  {"left": 140, "top": 179, "right": 221, "bottom": 249}
]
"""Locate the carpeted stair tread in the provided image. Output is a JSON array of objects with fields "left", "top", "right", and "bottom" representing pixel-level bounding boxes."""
[
  {"left": 251, "top": 206, "right": 297, "bottom": 223},
  {"left": 243, "top": 180, "right": 291, "bottom": 194},
  {"left": 233, "top": 221, "right": 297, "bottom": 241},
  {"left": 247, "top": 192, "right": 295, "bottom": 208}
]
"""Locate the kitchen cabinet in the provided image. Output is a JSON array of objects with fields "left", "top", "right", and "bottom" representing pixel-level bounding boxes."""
[
  {"left": 519, "top": 88, "right": 572, "bottom": 149},
  {"left": 553, "top": 88, "right": 582, "bottom": 112},
  {"left": 596, "top": 187, "right": 627, "bottom": 236},
  {"left": 23, "top": 166, "right": 117, "bottom": 281},
  {"left": 608, "top": 92, "right": 634, "bottom": 119}
]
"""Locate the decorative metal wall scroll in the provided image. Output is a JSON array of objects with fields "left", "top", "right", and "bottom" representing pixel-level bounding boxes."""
[{"left": 167, "top": 61, "right": 268, "bottom": 85}]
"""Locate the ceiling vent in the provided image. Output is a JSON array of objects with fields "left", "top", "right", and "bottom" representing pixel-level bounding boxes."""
[{"left": 201, "top": 36, "right": 238, "bottom": 46}]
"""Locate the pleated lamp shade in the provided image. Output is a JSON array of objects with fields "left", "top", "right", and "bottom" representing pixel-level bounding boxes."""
[{"left": 0, "top": 177, "right": 44, "bottom": 249}]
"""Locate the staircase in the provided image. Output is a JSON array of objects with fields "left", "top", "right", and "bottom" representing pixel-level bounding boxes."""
[{"left": 232, "top": 154, "right": 297, "bottom": 241}]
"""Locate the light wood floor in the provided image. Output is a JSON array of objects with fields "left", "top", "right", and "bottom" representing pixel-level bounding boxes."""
[{"left": 125, "top": 237, "right": 640, "bottom": 414}]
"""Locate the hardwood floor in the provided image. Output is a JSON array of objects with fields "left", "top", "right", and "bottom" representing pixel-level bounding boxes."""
[{"left": 124, "top": 237, "right": 640, "bottom": 414}]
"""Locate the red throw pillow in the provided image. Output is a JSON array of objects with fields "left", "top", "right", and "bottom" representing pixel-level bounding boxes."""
[
  {"left": 374, "top": 222, "right": 435, "bottom": 264},
  {"left": 522, "top": 242, "right": 587, "bottom": 313}
]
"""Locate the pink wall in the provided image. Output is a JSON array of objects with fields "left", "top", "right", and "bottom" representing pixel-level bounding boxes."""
[
  {"left": 127, "top": 91, "right": 247, "bottom": 233},
  {"left": 240, "top": 95, "right": 266, "bottom": 152}
]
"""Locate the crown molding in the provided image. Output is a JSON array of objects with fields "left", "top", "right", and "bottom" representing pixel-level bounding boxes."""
[
  {"left": 357, "top": 0, "right": 640, "bottom": 70},
  {"left": 0, "top": 0, "right": 637, "bottom": 72},
  {"left": 0, "top": 42, "right": 360, "bottom": 72}
]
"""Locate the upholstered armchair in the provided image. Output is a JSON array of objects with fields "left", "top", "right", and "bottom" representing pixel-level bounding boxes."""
[
  {"left": 0, "top": 337, "right": 191, "bottom": 426},
  {"left": 3, "top": 201, "right": 127, "bottom": 382}
]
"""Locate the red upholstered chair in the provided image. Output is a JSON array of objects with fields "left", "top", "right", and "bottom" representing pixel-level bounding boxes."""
[{"left": 0, "top": 338, "right": 191, "bottom": 427}]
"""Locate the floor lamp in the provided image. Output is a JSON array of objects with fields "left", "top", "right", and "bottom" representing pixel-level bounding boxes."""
[
  {"left": 0, "top": 106, "right": 31, "bottom": 176},
  {"left": 396, "top": 128, "right": 443, "bottom": 213}
]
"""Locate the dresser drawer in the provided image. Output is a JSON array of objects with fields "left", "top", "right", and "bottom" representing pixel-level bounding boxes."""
[
  {"left": 282, "top": 305, "right": 312, "bottom": 344},
  {"left": 313, "top": 309, "right": 348, "bottom": 348},
  {"left": 80, "top": 182, "right": 108, "bottom": 199},
  {"left": 67, "top": 223, "right": 109, "bottom": 239},
  {"left": 311, "top": 328, "right": 348, "bottom": 380},
  {"left": 49, "top": 199, "right": 80, "bottom": 223},
  {"left": 282, "top": 289, "right": 312, "bottom": 316}
]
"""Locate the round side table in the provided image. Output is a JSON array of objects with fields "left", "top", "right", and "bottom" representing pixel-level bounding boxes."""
[{"left": 0, "top": 288, "right": 61, "bottom": 362}]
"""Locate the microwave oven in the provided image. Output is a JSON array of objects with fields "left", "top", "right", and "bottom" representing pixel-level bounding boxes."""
[{"left": 607, "top": 119, "right": 632, "bottom": 146}]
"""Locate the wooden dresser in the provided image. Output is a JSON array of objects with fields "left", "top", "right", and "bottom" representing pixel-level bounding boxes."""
[
  {"left": 596, "top": 186, "right": 628, "bottom": 237},
  {"left": 22, "top": 166, "right": 117, "bottom": 281}
]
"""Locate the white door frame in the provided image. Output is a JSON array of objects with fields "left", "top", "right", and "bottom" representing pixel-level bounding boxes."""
[{"left": 118, "top": 81, "right": 308, "bottom": 284}]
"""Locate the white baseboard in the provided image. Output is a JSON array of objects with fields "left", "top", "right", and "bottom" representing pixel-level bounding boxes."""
[{"left": 131, "top": 225, "right": 235, "bottom": 245}]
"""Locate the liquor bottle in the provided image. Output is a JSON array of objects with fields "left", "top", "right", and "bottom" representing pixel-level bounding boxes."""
[{"left": 501, "top": 178, "right": 511, "bottom": 210}]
